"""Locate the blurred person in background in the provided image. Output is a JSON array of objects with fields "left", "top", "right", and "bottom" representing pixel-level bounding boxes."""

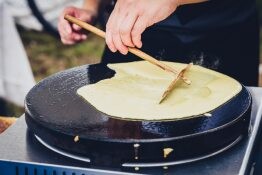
[{"left": 58, "top": 0, "right": 259, "bottom": 86}]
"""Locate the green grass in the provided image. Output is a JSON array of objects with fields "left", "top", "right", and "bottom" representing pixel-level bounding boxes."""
[
  {"left": 4, "top": 26, "right": 105, "bottom": 117},
  {"left": 18, "top": 26, "right": 105, "bottom": 82}
]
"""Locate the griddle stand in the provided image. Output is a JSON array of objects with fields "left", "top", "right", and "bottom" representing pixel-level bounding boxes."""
[{"left": 0, "top": 87, "right": 262, "bottom": 175}]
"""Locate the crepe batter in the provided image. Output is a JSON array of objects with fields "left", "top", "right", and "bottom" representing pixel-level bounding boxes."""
[{"left": 77, "top": 61, "right": 242, "bottom": 120}]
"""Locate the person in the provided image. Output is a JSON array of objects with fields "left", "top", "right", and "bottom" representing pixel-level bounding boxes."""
[{"left": 58, "top": 0, "right": 259, "bottom": 86}]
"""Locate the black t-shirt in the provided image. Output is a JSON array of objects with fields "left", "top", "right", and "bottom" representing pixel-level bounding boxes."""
[{"left": 155, "top": 0, "right": 256, "bottom": 43}]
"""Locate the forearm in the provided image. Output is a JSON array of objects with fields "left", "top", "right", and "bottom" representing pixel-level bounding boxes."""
[
  {"left": 83, "top": 0, "right": 102, "bottom": 16},
  {"left": 178, "top": 0, "right": 208, "bottom": 6},
  {"left": 83, "top": 0, "right": 110, "bottom": 14}
]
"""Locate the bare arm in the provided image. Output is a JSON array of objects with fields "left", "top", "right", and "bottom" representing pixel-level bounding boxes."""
[
  {"left": 83, "top": 0, "right": 102, "bottom": 17},
  {"left": 178, "top": 0, "right": 208, "bottom": 5},
  {"left": 83, "top": 0, "right": 112, "bottom": 17}
]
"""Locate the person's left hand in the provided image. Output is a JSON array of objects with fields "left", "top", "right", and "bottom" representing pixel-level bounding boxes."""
[{"left": 105, "top": 0, "right": 179, "bottom": 55}]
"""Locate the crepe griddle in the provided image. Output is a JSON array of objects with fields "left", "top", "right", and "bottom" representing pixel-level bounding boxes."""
[{"left": 25, "top": 63, "right": 251, "bottom": 168}]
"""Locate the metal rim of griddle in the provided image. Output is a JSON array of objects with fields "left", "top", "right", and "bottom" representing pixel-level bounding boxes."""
[
  {"left": 34, "top": 134, "right": 243, "bottom": 167},
  {"left": 34, "top": 135, "right": 91, "bottom": 163}
]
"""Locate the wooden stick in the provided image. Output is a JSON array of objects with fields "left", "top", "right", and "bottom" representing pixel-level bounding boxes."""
[
  {"left": 64, "top": 15, "right": 190, "bottom": 84},
  {"left": 159, "top": 63, "right": 193, "bottom": 104}
]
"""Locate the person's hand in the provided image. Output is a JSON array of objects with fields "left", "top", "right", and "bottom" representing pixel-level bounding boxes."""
[
  {"left": 58, "top": 6, "right": 97, "bottom": 45},
  {"left": 105, "top": 0, "right": 179, "bottom": 54}
]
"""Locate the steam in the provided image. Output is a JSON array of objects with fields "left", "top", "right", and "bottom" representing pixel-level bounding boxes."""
[
  {"left": 190, "top": 52, "right": 220, "bottom": 70},
  {"left": 155, "top": 49, "right": 166, "bottom": 61},
  {"left": 153, "top": 49, "right": 221, "bottom": 70}
]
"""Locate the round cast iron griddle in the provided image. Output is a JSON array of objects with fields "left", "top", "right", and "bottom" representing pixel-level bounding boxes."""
[{"left": 25, "top": 63, "right": 251, "bottom": 167}]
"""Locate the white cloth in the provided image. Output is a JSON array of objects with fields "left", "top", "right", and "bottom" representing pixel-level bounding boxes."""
[
  {"left": 5, "top": 0, "right": 83, "bottom": 31},
  {"left": 0, "top": 2, "right": 35, "bottom": 106}
]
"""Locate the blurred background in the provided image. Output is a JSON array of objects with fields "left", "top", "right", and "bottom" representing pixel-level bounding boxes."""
[{"left": 0, "top": 0, "right": 262, "bottom": 118}]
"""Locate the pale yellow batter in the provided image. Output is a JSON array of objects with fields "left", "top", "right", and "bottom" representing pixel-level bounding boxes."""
[{"left": 77, "top": 61, "right": 242, "bottom": 120}]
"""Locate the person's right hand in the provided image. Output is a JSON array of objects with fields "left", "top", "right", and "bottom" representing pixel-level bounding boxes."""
[{"left": 58, "top": 6, "right": 97, "bottom": 45}]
